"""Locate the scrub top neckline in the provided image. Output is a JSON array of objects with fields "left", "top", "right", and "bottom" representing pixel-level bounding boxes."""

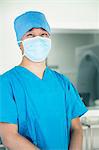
[{"left": 15, "top": 65, "right": 49, "bottom": 81}]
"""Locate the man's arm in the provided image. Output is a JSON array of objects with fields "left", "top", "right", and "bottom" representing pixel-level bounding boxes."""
[
  {"left": 69, "top": 118, "right": 83, "bottom": 150},
  {"left": 0, "top": 123, "right": 40, "bottom": 150}
]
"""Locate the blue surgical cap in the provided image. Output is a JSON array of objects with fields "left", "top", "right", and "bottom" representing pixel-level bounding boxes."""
[{"left": 14, "top": 11, "right": 51, "bottom": 42}]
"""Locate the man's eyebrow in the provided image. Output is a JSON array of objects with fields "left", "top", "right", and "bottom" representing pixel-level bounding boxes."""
[
  {"left": 41, "top": 31, "right": 49, "bottom": 35},
  {"left": 26, "top": 28, "right": 49, "bottom": 35}
]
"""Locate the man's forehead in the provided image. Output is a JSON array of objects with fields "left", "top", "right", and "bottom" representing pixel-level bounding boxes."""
[{"left": 27, "top": 28, "right": 47, "bottom": 33}]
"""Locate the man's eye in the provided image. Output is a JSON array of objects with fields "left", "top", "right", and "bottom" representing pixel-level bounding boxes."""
[
  {"left": 27, "top": 34, "right": 33, "bottom": 37},
  {"left": 41, "top": 33, "right": 49, "bottom": 37}
]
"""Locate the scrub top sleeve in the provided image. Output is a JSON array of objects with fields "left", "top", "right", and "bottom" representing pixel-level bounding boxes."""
[
  {"left": 0, "top": 75, "right": 18, "bottom": 124},
  {"left": 67, "top": 82, "right": 88, "bottom": 120}
]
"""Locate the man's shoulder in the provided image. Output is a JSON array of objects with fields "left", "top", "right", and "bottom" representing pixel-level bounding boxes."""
[
  {"left": 48, "top": 67, "right": 70, "bottom": 85},
  {"left": 49, "top": 68, "right": 69, "bottom": 81},
  {"left": 0, "top": 67, "right": 16, "bottom": 80}
]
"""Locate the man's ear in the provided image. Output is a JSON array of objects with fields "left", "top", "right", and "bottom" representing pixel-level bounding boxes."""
[{"left": 19, "top": 42, "right": 24, "bottom": 55}]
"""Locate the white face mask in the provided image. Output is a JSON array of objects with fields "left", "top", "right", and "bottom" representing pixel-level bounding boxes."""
[{"left": 18, "top": 36, "right": 51, "bottom": 62}]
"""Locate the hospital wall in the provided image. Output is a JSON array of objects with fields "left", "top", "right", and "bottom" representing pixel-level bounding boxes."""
[
  {"left": 47, "top": 33, "right": 96, "bottom": 85},
  {"left": 94, "top": 34, "right": 99, "bottom": 44},
  {"left": 0, "top": 0, "right": 98, "bottom": 30}
]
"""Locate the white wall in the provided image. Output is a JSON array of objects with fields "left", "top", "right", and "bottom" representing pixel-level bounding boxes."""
[{"left": 0, "top": 0, "right": 99, "bottom": 29}]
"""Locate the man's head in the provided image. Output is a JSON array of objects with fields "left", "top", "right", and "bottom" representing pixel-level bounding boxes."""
[
  {"left": 14, "top": 11, "right": 51, "bottom": 62},
  {"left": 14, "top": 11, "right": 51, "bottom": 44}
]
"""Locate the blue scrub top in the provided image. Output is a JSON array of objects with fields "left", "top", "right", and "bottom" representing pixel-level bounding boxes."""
[{"left": 0, "top": 66, "right": 88, "bottom": 150}]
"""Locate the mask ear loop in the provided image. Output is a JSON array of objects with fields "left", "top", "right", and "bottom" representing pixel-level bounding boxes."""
[{"left": 17, "top": 41, "right": 24, "bottom": 55}]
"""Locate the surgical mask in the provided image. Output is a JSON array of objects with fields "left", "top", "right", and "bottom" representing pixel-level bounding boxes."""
[{"left": 18, "top": 36, "right": 51, "bottom": 62}]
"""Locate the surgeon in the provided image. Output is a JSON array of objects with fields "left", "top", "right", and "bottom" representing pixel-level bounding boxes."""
[{"left": 0, "top": 11, "right": 88, "bottom": 150}]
